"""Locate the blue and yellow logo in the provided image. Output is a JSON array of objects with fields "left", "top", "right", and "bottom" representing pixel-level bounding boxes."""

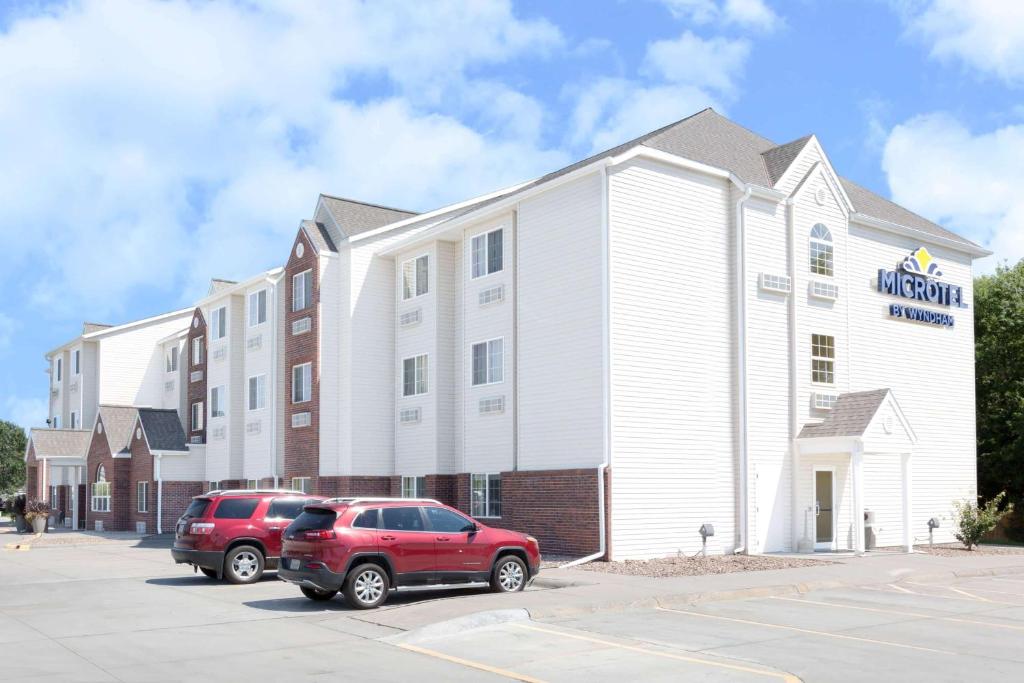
[{"left": 901, "top": 247, "right": 943, "bottom": 278}]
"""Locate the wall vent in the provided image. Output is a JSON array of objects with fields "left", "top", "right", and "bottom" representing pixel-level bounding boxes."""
[
  {"left": 68, "top": 381, "right": 79, "bottom": 392},
  {"left": 759, "top": 273, "right": 791, "bottom": 294},
  {"left": 212, "top": 346, "right": 227, "bottom": 362},
  {"left": 399, "top": 309, "right": 421, "bottom": 327},
  {"left": 246, "top": 335, "right": 262, "bottom": 351},
  {"left": 399, "top": 407, "right": 421, "bottom": 424},
  {"left": 292, "top": 317, "right": 311, "bottom": 335},
  {"left": 190, "top": 371, "right": 204, "bottom": 383},
  {"left": 190, "top": 435, "right": 203, "bottom": 444},
  {"left": 810, "top": 280, "right": 839, "bottom": 301},
  {"left": 813, "top": 392, "right": 839, "bottom": 411},
  {"left": 211, "top": 426, "right": 226, "bottom": 440},
  {"left": 478, "top": 285, "right": 505, "bottom": 306},
  {"left": 479, "top": 396, "right": 505, "bottom": 415},
  {"left": 245, "top": 421, "right": 261, "bottom": 434},
  {"left": 164, "top": 380, "right": 175, "bottom": 392},
  {"left": 291, "top": 412, "right": 311, "bottom": 428}
]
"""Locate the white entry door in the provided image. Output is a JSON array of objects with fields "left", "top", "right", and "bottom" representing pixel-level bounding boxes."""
[{"left": 814, "top": 468, "right": 836, "bottom": 551}]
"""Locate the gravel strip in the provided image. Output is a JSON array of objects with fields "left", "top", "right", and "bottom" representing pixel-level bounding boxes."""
[
  {"left": 574, "top": 554, "right": 832, "bottom": 577},
  {"left": 914, "top": 543, "right": 1024, "bottom": 557}
]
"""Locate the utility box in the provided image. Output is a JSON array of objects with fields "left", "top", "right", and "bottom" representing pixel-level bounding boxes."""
[{"left": 864, "top": 509, "right": 876, "bottom": 550}]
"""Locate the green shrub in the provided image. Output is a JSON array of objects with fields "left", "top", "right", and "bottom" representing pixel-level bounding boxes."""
[{"left": 953, "top": 492, "right": 1014, "bottom": 550}]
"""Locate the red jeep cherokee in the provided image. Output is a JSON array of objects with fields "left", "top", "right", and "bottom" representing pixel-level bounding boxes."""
[
  {"left": 278, "top": 498, "right": 541, "bottom": 608},
  {"left": 172, "top": 490, "right": 324, "bottom": 583}
]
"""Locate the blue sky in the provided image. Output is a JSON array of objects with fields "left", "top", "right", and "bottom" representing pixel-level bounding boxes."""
[{"left": 1, "top": 0, "right": 1022, "bottom": 429}]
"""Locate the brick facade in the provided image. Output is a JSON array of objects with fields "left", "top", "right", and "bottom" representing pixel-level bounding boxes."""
[
  {"left": 186, "top": 308, "right": 207, "bottom": 444},
  {"left": 128, "top": 425, "right": 155, "bottom": 533},
  {"left": 25, "top": 443, "right": 39, "bottom": 500},
  {"left": 315, "top": 476, "right": 394, "bottom": 498},
  {"left": 284, "top": 229, "right": 320, "bottom": 481},
  {"left": 85, "top": 417, "right": 132, "bottom": 531},
  {"left": 160, "top": 481, "right": 205, "bottom": 531}
]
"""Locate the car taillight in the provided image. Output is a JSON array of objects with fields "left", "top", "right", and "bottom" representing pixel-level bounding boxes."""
[
  {"left": 189, "top": 522, "right": 215, "bottom": 535},
  {"left": 301, "top": 529, "right": 336, "bottom": 540}
]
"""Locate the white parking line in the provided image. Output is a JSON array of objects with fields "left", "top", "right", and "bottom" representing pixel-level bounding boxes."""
[
  {"left": 770, "top": 595, "right": 1024, "bottom": 631},
  {"left": 397, "top": 642, "right": 547, "bottom": 683}
]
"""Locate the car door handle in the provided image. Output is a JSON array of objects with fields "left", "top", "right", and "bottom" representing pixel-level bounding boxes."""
[
  {"left": 436, "top": 537, "right": 451, "bottom": 542},
  {"left": 380, "top": 535, "right": 397, "bottom": 541},
  {"left": 268, "top": 527, "right": 281, "bottom": 532}
]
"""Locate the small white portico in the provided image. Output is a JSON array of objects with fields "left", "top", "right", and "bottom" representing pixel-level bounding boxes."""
[
  {"left": 794, "top": 389, "right": 917, "bottom": 554},
  {"left": 25, "top": 428, "right": 92, "bottom": 530}
]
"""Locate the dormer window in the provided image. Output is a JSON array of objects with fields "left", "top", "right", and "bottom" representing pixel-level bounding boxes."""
[{"left": 809, "top": 224, "right": 834, "bottom": 277}]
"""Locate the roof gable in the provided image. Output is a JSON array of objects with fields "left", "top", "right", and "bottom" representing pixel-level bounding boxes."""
[
  {"left": 798, "top": 389, "right": 891, "bottom": 439},
  {"left": 137, "top": 408, "right": 188, "bottom": 452},
  {"left": 27, "top": 428, "right": 91, "bottom": 459},
  {"left": 96, "top": 405, "right": 139, "bottom": 455},
  {"left": 318, "top": 195, "right": 418, "bottom": 239},
  {"left": 762, "top": 135, "right": 812, "bottom": 185},
  {"left": 299, "top": 220, "right": 338, "bottom": 254}
]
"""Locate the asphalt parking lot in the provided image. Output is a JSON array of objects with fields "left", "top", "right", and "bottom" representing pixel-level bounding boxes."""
[{"left": 2, "top": 535, "right": 1023, "bottom": 682}]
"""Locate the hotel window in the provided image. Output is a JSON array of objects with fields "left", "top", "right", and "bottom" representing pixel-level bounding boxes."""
[
  {"left": 91, "top": 465, "right": 110, "bottom": 513},
  {"left": 249, "top": 289, "right": 267, "bottom": 327},
  {"left": 191, "top": 401, "right": 204, "bottom": 432},
  {"left": 248, "top": 374, "right": 266, "bottom": 411},
  {"left": 291, "top": 477, "right": 312, "bottom": 494},
  {"left": 246, "top": 479, "right": 258, "bottom": 490},
  {"left": 210, "top": 386, "right": 226, "bottom": 418},
  {"left": 211, "top": 306, "right": 227, "bottom": 340},
  {"left": 137, "top": 481, "right": 149, "bottom": 513},
  {"left": 292, "top": 363, "right": 312, "bottom": 403},
  {"left": 55, "top": 357, "right": 62, "bottom": 382},
  {"left": 293, "top": 270, "right": 312, "bottom": 311},
  {"left": 809, "top": 224, "right": 834, "bottom": 277},
  {"left": 73, "top": 349, "right": 81, "bottom": 375},
  {"left": 208, "top": 481, "right": 219, "bottom": 491},
  {"left": 52, "top": 415, "right": 60, "bottom": 429},
  {"left": 192, "top": 337, "right": 203, "bottom": 366},
  {"left": 402, "top": 255, "right": 429, "bottom": 300},
  {"left": 471, "top": 228, "right": 504, "bottom": 278},
  {"left": 471, "top": 473, "right": 501, "bottom": 518},
  {"left": 811, "top": 334, "right": 835, "bottom": 385},
  {"left": 70, "top": 412, "right": 77, "bottom": 429},
  {"left": 402, "top": 355, "right": 428, "bottom": 396},
  {"left": 401, "top": 476, "right": 426, "bottom": 499},
  {"left": 166, "top": 346, "right": 178, "bottom": 373},
  {"left": 471, "top": 338, "right": 504, "bottom": 386}
]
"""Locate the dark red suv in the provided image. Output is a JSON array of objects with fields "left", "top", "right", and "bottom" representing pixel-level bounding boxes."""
[
  {"left": 172, "top": 490, "right": 324, "bottom": 583},
  {"left": 278, "top": 498, "right": 541, "bottom": 608}
]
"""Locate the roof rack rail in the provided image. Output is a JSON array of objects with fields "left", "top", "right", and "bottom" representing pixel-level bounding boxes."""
[
  {"left": 321, "top": 497, "right": 441, "bottom": 505},
  {"left": 203, "top": 489, "right": 310, "bottom": 496}
]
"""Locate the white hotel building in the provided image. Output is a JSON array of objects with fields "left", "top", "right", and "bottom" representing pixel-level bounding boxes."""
[{"left": 28, "top": 109, "right": 986, "bottom": 559}]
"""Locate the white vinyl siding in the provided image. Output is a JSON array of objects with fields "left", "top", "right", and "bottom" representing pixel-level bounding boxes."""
[
  {"left": 292, "top": 363, "right": 311, "bottom": 403},
  {"left": 248, "top": 289, "right": 267, "bottom": 327},
  {"left": 402, "top": 355, "right": 427, "bottom": 396}
]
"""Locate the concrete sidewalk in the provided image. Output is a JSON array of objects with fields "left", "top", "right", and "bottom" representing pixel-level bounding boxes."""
[{"left": 353, "top": 549, "right": 1024, "bottom": 632}]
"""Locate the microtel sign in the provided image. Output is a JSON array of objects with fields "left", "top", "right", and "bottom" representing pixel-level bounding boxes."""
[{"left": 877, "top": 247, "right": 964, "bottom": 328}]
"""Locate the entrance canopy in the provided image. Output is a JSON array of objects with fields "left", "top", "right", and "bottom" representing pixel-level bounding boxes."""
[{"left": 796, "top": 389, "right": 917, "bottom": 553}]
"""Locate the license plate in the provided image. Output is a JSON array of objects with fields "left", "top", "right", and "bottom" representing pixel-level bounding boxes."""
[{"left": 286, "top": 558, "right": 300, "bottom": 570}]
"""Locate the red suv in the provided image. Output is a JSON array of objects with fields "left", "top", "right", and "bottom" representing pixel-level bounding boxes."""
[
  {"left": 172, "top": 490, "right": 324, "bottom": 584},
  {"left": 278, "top": 498, "right": 541, "bottom": 608}
]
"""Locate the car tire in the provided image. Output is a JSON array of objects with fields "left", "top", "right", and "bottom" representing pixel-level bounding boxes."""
[
  {"left": 223, "top": 545, "right": 265, "bottom": 584},
  {"left": 342, "top": 563, "right": 389, "bottom": 609},
  {"left": 200, "top": 567, "right": 218, "bottom": 579},
  {"left": 300, "top": 585, "right": 338, "bottom": 601},
  {"left": 490, "top": 555, "right": 527, "bottom": 593}
]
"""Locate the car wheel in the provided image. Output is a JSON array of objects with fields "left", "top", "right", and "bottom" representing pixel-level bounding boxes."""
[
  {"left": 223, "top": 545, "right": 264, "bottom": 584},
  {"left": 342, "top": 563, "right": 389, "bottom": 609},
  {"left": 491, "top": 555, "right": 527, "bottom": 593},
  {"left": 199, "top": 567, "right": 218, "bottom": 579},
  {"left": 300, "top": 585, "right": 338, "bottom": 601}
]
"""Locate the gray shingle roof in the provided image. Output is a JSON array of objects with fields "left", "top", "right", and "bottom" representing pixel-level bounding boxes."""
[
  {"left": 319, "top": 195, "right": 418, "bottom": 238},
  {"left": 798, "top": 389, "right": 891, "bottom": 439},
  {"left": 761, "top": 135, "right": 813, "bottom": 185},
  {"left": 29, "top": 429, "right": 91, "bottom": 458},
  {"left": 208, "top": 279, "right": 237, "bottom": 295},
  {"left": 300, "top": 219, "right": 338, "bottom": 254},
  {"left": 137, "top": 409, "right": 188, "bottom": 452},
  {"left": 97, "top": 405, "right": 138, "bottom": 455}
]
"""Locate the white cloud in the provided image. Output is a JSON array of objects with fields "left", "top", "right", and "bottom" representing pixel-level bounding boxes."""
[
  {"left": 897, "top": 0, "right": 1024, "bottom": 83},
  {"left": 644, "top": 32, "right": 751, "bottom": 95},
  {"left": 0, "top": 0, "right": 567, "bottom": 315},
  {"left": 659, "top": 0, "right": 781, "bottom": 32},
  {"left": 882, "top": 112, "right": 1024, "bottom": 271},
  {"left": 2, "top": 395, "right": 49, "bottom": 431}
]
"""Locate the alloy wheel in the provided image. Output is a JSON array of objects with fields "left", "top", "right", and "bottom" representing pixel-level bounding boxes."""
[
  {"left": 354, "top": 569, "right": 384, "bottom": 604},
  {"left": 498, "top": 560, "right": 524, "bottom": 591},
  {"left": 232, "top": 551, "right": 259, "bottom": 579}
]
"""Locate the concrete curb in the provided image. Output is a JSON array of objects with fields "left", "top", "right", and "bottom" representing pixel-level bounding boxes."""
[{"left": 383, "top": 608, "right": 531, "bottom": 644}]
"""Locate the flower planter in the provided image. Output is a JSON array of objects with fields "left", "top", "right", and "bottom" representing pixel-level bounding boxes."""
[{"left": 30, "top": 516, "right": 47, "bottom": 534}]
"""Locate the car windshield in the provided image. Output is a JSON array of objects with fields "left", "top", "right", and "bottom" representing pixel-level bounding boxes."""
[
  {"left": 182, "top": 499, "right": 211, "bottom": 518},
  {"left": 289, "top": 508, "right": 337, "bottom": 533}
]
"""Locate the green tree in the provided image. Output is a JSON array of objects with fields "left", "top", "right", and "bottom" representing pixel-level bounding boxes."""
[
  {"left": 975, "top": 261, "right": 1024, "bottom": 508},
  {"left": 0, "top": 420, "right": 28, "bottom": 494},
  {"left": 953, "top": 492, "right": 1014, "bottom": 550}
]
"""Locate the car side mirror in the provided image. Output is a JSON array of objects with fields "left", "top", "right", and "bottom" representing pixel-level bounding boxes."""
[{"left": 462, "top": 522, "right": 479, "bottom": 533}]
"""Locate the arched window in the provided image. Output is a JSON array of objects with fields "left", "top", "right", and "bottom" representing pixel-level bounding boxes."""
[
  {"left": 809, "top": 224, "right": 834, "bottom": 277},
  {"left": 91, "top": 465, "right": 110, "bottom": 513}
]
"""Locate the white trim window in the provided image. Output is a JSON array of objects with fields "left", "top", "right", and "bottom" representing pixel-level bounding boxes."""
[
  {"left": 246, "top": 479, "right": 258, "bottom": 490},
  {"left": 291, "top": 477, "right": 311, "bottom": 494},
  {"left": 402, "top": 255, "right": 429, "bottom": 300},
  {"left": 471, "top": 338, "right": 504, "bottom": 386},
  {"left": 73, "top": 349, "right": 81, "bottom": 375},
  {"left": 210, "top": 386, "right": 226, "bottom": 418},
  {"left": 166, "top": 346, "right": 179, "bottom": 373},
  {"left": 293, "top": 269, "right": 312, "bottom": 311},
  {"left": 191, "top": 401, "right": 204, "bottom": 432},
  {"left": 471, "top": 473, "right": 501, "bottom": 518},
  {"left": 137, "top": 481, "right": 149, "bottom": 513},
  {"left": 401, "top": 476, "right": 426, "bottom": 498},
  {"left": 811, "top": 334, "right": 836, "bottom": 385},
  {"left": 55, "top": 357, "right": 62, "bottom": 383},
  {"left": 91, "top": 465, "right": 110, "bottom": 513},
  {"left": 292, "top": 363, "right": 312, "bottom": 403},
  {"left": 471, "top": 228, "right": 503, "bottom": 278},
  {"left": 248, "top": 374, "right": 266, "bottom": 411},
  {"left": 211, "top": 306, "right": 227, "bottom": 340},
  {"left": 52, "top": 415, "right": 60, "bottom": 429},
  {"left": 192, "top": 337, "right": 203, "bottom": 366},
  {"left": 249, "top": 289, "right": 267, "bottom": 327},
  {"left": 809, "top": 224, "right": 834, "bottom": 277},
  {"left": 402, "top": 355, "right": 428, "bottom": 397},
  {"left": 70, "top": 412, "right": 78, "bottom": 429}
]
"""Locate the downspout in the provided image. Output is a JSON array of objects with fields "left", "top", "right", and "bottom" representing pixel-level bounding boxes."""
[
  {"left": 562, "top": 161, "right": 612, "bottom": 568},
  {"left": 155, "top": 453, "right": 163, "bottom": 535},
  {"left": 786, "top": 198, "right": 806, "bottom": 552},
  {"left": 269, "top": 276, "right": 279, "bottom": 488},
  {"left": 734, "top": 186, "right": 753, "bottom": 554},
  {"left": 512, "top": 207, "right": 519, "bottom": 472}
]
